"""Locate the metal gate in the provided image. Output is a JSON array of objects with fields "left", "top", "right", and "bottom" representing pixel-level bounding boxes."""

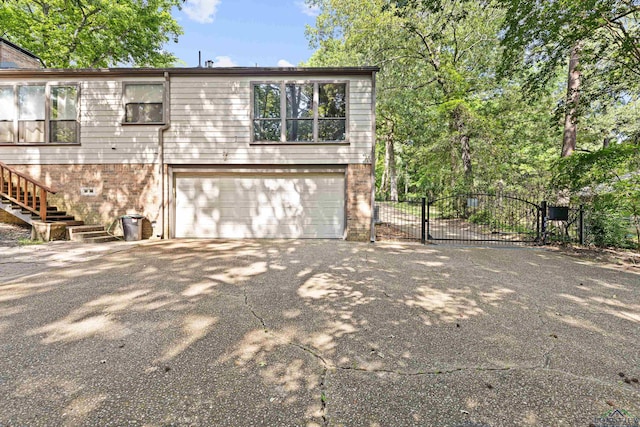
[
  {"left": 375, "top": 194, "right": 585, "bottom": 246},
  {"left": 427, "top": 193, "right": 541, "bottom": 244}
]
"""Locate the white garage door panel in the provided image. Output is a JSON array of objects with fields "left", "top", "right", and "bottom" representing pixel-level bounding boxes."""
[{"left": 175, "top": 173, "right": 345, "bottom": 238}]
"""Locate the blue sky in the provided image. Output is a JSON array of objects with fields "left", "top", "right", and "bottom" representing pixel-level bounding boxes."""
[{"left": 169, "top": 0, "right": 320, "bottom": 67}]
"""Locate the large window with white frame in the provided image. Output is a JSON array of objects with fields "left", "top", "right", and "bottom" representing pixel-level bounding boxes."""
[
  {"left": 252, "top": 81, "right": 347, "bottom": 143},
  {"left": 0, "top": 84, "right": 79, "bottom": 144}
]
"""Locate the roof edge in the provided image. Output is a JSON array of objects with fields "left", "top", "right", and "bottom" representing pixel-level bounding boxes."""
[{"left": 0, "top": 66, "right": 380, "bottom": 78}]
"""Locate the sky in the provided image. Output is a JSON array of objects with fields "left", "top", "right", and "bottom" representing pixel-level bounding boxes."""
[{"left": 169, "top": 0, "right": 321, "bottom": 67}]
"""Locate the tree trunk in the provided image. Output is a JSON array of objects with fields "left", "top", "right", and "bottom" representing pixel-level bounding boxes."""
[
  {"left": 384, "top": 119, "right": 398, "bottom": 202},
  {"left": 451, "top": 105, "right": 473, "bottom": 185},
  {"left": 460, "top": 133, "right": 472, "bottom": 184},
  {"left": 562, "top": 44, "right": 581, "bottom": 157},
  {"left": 603, "top": 136, "right": 612, "bottom": 149}
]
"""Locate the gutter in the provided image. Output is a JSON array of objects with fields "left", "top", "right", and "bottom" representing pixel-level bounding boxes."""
[
  {"left": 158, "top": 71, "right": 171, "bottom": 239},
  {"left": 370, "top": 69, "right": 377, "bottom": 243}
]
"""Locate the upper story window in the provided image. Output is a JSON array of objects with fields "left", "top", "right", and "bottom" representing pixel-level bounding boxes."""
[
  {"left": 253, "top": 83, "right": 281, "bottom": 141},
  {"left": 0, "top": 87, "right": 15, "bottom": 143},
  {"left": 0, "top": 84, "right": 79, "bottom": 144},
  {"left": 50, "top": 86, "right": 78, "bottom": 143},
  {"left": 123, "top": 83, "right": 164, "bottom": 124},
  {"left": 18, "top": 85, "right": 45, "bottom": 143},
  {"left": 252, "top": 81, "right": 347, "bottom": 143}
]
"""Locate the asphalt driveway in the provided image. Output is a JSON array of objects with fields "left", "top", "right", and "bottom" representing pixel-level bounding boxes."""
[{"left": 1, "top": 239, "right": 639, "bottom": 426}]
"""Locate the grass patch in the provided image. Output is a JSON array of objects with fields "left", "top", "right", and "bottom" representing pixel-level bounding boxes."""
[{"left": 18, "top": 238, "right": 45, "bottom": 246}]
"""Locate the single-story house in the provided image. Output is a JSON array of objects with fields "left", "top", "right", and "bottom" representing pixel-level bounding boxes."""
[{"left": 0, "top": 63, "right": 378, "bottom": 241}]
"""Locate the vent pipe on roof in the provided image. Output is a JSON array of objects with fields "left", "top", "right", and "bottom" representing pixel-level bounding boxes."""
[
  {"left": 198, "top": 51, "right": 202, "bottom": 67},
  {"left": 204, "top": 59, "right": 214, "bottom": 68}
]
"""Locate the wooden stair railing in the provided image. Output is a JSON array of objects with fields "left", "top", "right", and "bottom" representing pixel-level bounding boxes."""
[{"left": 0, "top": 162, "right": 57, "bottom": 222}]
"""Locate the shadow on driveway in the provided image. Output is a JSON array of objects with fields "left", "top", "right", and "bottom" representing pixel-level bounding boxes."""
[{"left": 1, "top": 239, "right": 639, "bottom": 426}]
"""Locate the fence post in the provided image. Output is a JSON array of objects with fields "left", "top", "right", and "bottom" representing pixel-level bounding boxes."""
[
  {"left": 426, "top": 198, "right": 431, "bottom": 243},
  {"left": 579, "top": 204, "right": 585, "bottom": 245},
  {"left": 421, "top": 197, "right": 426, "bottom": 244},
  {"left": 540, "top": 200, "right": 547, "bottom": 244}
]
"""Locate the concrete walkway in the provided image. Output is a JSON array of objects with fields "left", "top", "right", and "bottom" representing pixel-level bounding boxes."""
[{"left": 0, "top": 240, "right": 639, "bottom": 426}]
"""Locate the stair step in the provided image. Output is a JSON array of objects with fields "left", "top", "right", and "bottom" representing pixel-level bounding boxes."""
[
  {"left": 70, "top": 231, "right": 115, "bottom": 242},
  {"left": 45, "top": 210, "right": 68, "bottom": 217},
  {"left": 80, "top": 235, "right": 120, "bottom": 243},
  {"left": 62, "top": 220, "right": 85, "bottom": 226},
  {"left": 67, "top": 225, "right": 106, "bottom": 240},
  {"left": 46, "top": 215, "right": 76, "bottom": 222}
]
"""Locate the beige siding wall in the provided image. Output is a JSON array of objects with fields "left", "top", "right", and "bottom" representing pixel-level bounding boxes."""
[
  {"left": 164, "top": 76, "right": 373, "bottom": 165},
  {"left": 0, "top": 76, "right": 163, "bottom": 165},
  {"left": 0, "top": 74, "right": 374, "bottom": 166}
]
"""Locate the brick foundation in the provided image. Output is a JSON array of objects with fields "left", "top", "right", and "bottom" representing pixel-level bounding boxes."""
[
  {"left": 8, "top": 164, "right": 161, "bottom": 236},
  {"left": 346, "top": 164, "right": 373, "bottom": 241},
  {"left": 5, "top": 163, "right": 372, "bottom": 241}
]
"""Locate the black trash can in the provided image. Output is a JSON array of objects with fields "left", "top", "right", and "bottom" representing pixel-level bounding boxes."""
[{"left": 121, "top": 214, "right": 144, "bottom": 241}]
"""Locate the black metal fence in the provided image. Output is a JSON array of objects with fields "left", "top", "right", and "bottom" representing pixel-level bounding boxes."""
[
  {"left": 542, "top": 204, "right": 584, "bottom": 245},
  {"left": 427, "top": 194, "right": 542, "bottom": 245},
  {"left": 374, "top": 199, "right": 424, "bottom": 241},
  {"left": 375, "top": 195, "right": 638, "bottom": 249}
]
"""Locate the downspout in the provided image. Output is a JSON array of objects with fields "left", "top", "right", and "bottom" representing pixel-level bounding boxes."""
[
  {"left": 158, "top": 71, "right": 171, "bottom": 238},
  {"left": 370, "top": 70, "right": 377, "bottom": 242}
]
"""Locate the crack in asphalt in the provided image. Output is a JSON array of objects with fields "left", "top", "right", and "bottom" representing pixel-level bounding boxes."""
[
  {"left": 319, "top": 367, "right": 329, "bottom": 427},
  {"left": 243, "top": 288, "right": 267, "bottom": 330},
  {"left": 337, "top": 365, "right": 520, "bottom": 376},
  {"left": 287, "top": 342, "right": 331, "bottom": 426}
]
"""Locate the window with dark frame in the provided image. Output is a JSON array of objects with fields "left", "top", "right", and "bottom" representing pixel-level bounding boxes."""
[
  {"left": 253, "top": 83, "right": 281, "bottom": 141},
  {"left": 286, "top": 83, "right": 313, "bottom": 142},
  {"left": 252, "top": 81, "right": 347, "bottom": 143},
  {"left": 318, "top": 83, "right": 346, "bottom": 141},
  {"left": 50, "top": 86, "right": 78, "bottom": 143},
  {"left": 124, "top": 83, "right": 164, "bottom": 124},
  {"left": 0, "top": 84, "right": 79, "bottom": 144}
]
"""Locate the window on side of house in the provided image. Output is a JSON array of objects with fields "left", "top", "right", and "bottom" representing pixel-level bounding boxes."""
[
  {"left": 50, "top": 86, "right": 78, "bottom": 143},
  {"left": 123, "top": 83, "right": 164, "bottom": 124},
  {"left": 18, "top": 85, "right": 45, "bottom": 143},
  {"left": 318, "top": 83, "right": 346, "bottom": 141},
  {"left": 0, "top": 84, "right": 79, "bottom": 144},
  {"left": 0, "top": 87, "right": 14, "bottom": 143},
  {"left": 253, "top": 83, "right": 281, "bottom": 141},
  {"left": 285, "top": 83, "right": 314, "bottom": 142},
  {"left": 252, "top": 81, "right": 348, "bottom": 143}
]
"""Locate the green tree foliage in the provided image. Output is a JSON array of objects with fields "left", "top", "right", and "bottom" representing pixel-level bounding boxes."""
[
  {"left": 498, "top": 0, "right": 640, "bottom": 160},
  {"left": 554, "top": 143, "right": 640, "bottom": 247},
  {"left": 306, "top": 0, "right": 559, "bottom": 199},
  {"left": 0, "top": 0, "right": 184, "bottom": 68},
  {"left": 498, "top": 0, "right": 640, "bottom": 92}
]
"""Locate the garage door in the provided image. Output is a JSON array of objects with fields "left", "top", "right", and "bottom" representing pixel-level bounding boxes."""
[{"left": 174, "top": 172, "right": 345, "bottom": 238}]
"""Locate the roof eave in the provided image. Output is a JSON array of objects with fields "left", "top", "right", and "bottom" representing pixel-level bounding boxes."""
[{"left": 0, "top": 66, "right": 380, "bottom": 78}]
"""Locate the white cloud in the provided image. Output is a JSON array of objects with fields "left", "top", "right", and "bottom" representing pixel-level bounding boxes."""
[
  {"left": 184, "top": 0, "right": 221, "bottom": 24},
  {"left": 212, "top": 56, "right": 238, "bottom": 67},
  {"left": 277, "top": 59, "right": 295, "bottom": 67},
  {"left": 295, "top": 1, "right": 320, "bottom": 17}
]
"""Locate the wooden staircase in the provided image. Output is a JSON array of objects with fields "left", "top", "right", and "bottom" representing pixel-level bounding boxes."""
[{"left": 0, "top": 162, "right": 117, "bottom": 242}]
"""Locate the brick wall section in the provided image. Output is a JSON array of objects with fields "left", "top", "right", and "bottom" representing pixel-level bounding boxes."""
[
  {"left": 0, "top": 41, "right": 42, "bottom": 69},
  {"left": 5, "top": 163, "right": 371, "bottom": 241},
  {"left": 8, "top": 164, "right": 161, "bottom": 232},
  {"left": 346, "top": 164, "right": 373, "bottom": 241}
]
